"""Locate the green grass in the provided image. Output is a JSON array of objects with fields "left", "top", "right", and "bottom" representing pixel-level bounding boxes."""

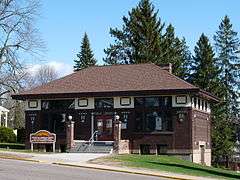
[{"left": 102, "top": 155, "right": 240, "bottom": 179}]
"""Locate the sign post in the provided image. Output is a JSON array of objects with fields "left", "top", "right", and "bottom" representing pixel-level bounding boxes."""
[{"left": 30, "top": 130, "right": 56, "bottom": 152}]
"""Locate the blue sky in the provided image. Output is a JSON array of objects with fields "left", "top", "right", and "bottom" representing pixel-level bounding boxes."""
[{"left": 35, "top": 0, "right": 240, "bottom": 75}]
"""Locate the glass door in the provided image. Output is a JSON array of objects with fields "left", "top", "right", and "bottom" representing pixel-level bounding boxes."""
[{"left": 95, "top": 115, "right": 114, "bottom": 141}]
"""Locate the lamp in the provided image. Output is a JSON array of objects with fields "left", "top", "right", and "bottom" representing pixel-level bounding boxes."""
[
  {"left": 115, "top": 115, "right": 120, "bottom": 121},
  {"left": 68, "top": 115, "right": 73, "bottom": 121}
]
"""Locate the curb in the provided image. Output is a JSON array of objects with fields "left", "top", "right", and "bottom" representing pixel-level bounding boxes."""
[
  {"left": 53, "top": 162, "right": 193, "bottom": 180},
  {"left": 0, "top": 155, "right": 40, "bottom": 163}
]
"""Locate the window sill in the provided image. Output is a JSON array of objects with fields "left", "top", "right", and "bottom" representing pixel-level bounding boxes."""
[{"left": 133, "top": 131, "right": 174, "bottom": 135}]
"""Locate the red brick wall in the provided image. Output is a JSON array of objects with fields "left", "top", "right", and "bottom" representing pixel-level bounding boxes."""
[
  {"left": 130, "top": 107, "right": 193, "bottom": 153},
  {"left": 192, "top": 110, "right": 211, "bottom": 149}
]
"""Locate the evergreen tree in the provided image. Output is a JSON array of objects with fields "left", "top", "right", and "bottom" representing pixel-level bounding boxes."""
[
  {"left": 161, "top": 24, "right": 191, "bottom": 79},
  {"left": 104, "top": 0, "right": 164, "bottom": 64},
  {"left": 74, "top": 33, "right": 96, "bottom": 71},
  {"left": 213, "top": 15, "right": 240, "bottom": 116},
  {"left": 190, "top": 33, "right": 235, "bottom": 167},
  {"left": 190, "top": 34, "right": 219, "bottom": 91},
  {"left": 212, "top": 15, "right": 240, "bottom": 167},
  {"left": 104, "top": 0, "right": 190, "bottom": 78}
]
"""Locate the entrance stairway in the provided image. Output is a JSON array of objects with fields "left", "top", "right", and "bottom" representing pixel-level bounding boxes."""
[{"left": 69, "top": 141, "right": 114, "bottom": 153}]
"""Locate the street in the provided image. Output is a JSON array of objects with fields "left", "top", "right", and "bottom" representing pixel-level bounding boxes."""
[{"left": 0, "top": 159, "right": 168, "bottom": 180}]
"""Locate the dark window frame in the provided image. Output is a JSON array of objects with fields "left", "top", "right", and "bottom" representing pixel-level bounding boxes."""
[
  {"left": 28, "top": 100, "right": 38, "bottom": 108},
  {"left": 78, "top": 98, "right": 88, "bottom": 107},
  {"left": 175, "top": 95, "right": 187, "bottom": 105},
  {"left": 120, "top": 97, "right": 131, "bottom": 106}
]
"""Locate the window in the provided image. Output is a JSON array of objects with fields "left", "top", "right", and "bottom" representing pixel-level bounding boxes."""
[
  {"left": 135, "top": 111, "right": 144, "bottom": 131},
  {"left": 157, "top": 144, "right": 168, "bottom": 155},
  {"left": 120, "top": 111, "right": 130, "bottom": 129},
  {"left": 42, "top": 113, "right": 65, "bottom": 134},
  {"left": 28, "top": 100, "right": 38, "bottom": 108},
  {"left": 145, "top": 97, "right": 159, "bottom": 107},
  {"left": 79, "top": 112, "right": 87, "bottom": 123},
  {"left": 41, "top": 99, "right": 74, "bottom": 110},
  {"left": 205, "top": 101, "right": 208, "bottom": 111},
  {"left": 176, "top": 96, "right": 187, "bottom": 104},
  {"left": 134, "top": 96, "right": 172, "bottom": 132},
  {"left": 95, "top": 98, "right": 113, "bottom": 108},
  {"left": 120, "top": 97, "right": 131, "bottom": 106},
  {"left": 135, "top": 97, "right": 144, "bottom": 108},
  {"left": 194, "top": 98, "right": 197, "bottom": 108},
  {"left": 140, "top": 144, "right": 150, "bottom": 154},
  {"left": 78, "top": 99, "right": 88, "bottom": 107},
  {"left": 198, "top": 99, "right": 201, "bottom": 109},
  {"left": 202, "top": 100, "right": 205, "bottom": 111},
  {"left": 161, "top": 96, "right": 172, "bottom": 107}
]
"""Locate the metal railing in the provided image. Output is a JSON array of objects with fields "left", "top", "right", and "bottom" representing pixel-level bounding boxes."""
[{"left": 88, "top": 130, "right": 99, "bottom": 146}]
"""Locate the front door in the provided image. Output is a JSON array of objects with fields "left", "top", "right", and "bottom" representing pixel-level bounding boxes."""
[
  {"left": 95, "top": 115, "right": 114, "bottom": 141},
  {"left": 200, "top": 145, "right": 205, "bottom": 165}
]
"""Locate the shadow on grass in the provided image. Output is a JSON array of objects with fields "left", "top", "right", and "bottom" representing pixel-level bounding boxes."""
[{"left": 147, "top": 161, "right": 240, "bottom": 179}]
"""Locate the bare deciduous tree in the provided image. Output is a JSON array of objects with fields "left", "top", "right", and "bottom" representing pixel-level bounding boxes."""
[
  {"left": 24, "top": 64, "right": 58, "bottom": 89},
  {"left": 0, "top": 0, "right": 44, "bottom": 99},
  {"left": 34, "top": 64, "right": 58, "bottom": 86}
]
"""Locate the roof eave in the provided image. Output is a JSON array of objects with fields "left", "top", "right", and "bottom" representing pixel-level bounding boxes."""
[{"left": 11, "top": 88, "right": 199, "bottom": 100}]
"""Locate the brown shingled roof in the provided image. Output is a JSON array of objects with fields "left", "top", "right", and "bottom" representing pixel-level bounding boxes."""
[{"left": 12, "top": 63, "right": 202, "bottom": 99}]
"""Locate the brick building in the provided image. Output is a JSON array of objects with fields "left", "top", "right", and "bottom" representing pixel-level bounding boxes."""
[{"left": 12, "top": 63, "right": 219, "bottom": 166}]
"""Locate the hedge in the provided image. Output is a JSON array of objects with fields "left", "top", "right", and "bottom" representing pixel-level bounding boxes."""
[
  {"left": 0, "top": 143, "right": 25, "bottom": 149},
  {"left": 0, "top": 127, "right": 16, "bottom": 143}
]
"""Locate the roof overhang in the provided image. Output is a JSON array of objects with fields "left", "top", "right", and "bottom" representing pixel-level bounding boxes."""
[{"left": 12, "top": 88, "right": 199, "bottom": 100}]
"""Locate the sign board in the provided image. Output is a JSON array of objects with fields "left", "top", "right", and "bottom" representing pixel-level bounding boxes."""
[{"left": 30, "top": 130, "right": 56, "bottom": 152}]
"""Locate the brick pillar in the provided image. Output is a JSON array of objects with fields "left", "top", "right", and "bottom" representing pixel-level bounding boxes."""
[
  {"left": 66, "top": 121, "right": 75, "bottom": 151},
  {"left": 113, "top": 120, "right": 121, "bottom": 154}
]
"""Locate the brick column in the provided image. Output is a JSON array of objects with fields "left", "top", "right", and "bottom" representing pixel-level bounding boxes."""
[
  {"left": 113, "top": 119, "right": 121, "bottom": 153},
  {"left": 66, "top": 121, "right": 75, "bottom": 151}
]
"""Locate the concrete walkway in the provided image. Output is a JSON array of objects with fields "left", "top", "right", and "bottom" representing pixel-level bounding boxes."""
[
  {"left": 0, "top": 150, "right": 217, "bottom": 180},
  {"left": 0, "top": 150, "right": 107, "bottom": 164}
]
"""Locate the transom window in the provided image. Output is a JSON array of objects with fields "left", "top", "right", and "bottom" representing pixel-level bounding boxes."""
[
  {"left": 95, "top": 98, "right": 114, "bottom": 109},
  {"left": 41, "top": 99, "right": 75, "bottom": 110},
  {"left": 135, "top": 96, "right": 172, "bottom": 108}
]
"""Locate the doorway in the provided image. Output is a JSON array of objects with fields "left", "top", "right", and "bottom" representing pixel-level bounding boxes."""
[
  {"left": 95, "top": 115, "right": 114, "bottom": 141},
  {"left": 200, "top": 145, "right": 205, "bottom": 165}
]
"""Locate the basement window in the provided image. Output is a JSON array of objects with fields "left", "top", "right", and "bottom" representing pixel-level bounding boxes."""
[
  {"left": 140, "top": 144, "right": 150, "bottom": 155},
  {"left": 157, "top": 144, "right": 168, "bottom": 155}
]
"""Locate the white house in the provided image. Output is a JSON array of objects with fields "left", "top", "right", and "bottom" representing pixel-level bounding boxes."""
[{"left": 0, "top": 106, "right": 9, "bottom": 127}]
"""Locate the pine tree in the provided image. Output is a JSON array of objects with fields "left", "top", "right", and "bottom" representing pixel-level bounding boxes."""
[
  {"left": 213, "top": 15, "right": 240, "bottom": 116},
  {"left": 74, "top": 33, "right": 96, "bottom": 71},
  {"left": 212, "top": 15, "right": 240, "bottom": 167},
  {"left": 103, "top": 0, "right": 190, "bottom": 78},
  {"left": 161, "top": 24, "right": 191, "bottom": 79},
  {"left": 190, "top": 33, "right": 236, "bottom": 167},
  {"left": 103, "top": 0, "right": 164, "bottom": 64},
  {"left": 190, "top": 34, "right": 219, "bottom": 92}
]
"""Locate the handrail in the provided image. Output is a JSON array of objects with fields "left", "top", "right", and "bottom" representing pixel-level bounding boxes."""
[{"left": 88, "top": 130, "right": 99, "bottom": 146}]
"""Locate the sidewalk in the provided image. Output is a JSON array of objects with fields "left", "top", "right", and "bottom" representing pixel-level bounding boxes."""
[{"left": 0, "top": 150, "right": 217, "bottom": 180}]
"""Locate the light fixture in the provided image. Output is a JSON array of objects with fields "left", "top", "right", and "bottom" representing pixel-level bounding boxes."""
[
  {"left": 115, "top": 115, "right": 120, "bottom": 121},
  {"left": 68, "top": 115, "right": 73, "bottom": 121}
]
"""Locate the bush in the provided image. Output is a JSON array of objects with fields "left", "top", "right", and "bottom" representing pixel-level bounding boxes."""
[
  {"left": 0, "top": 127, "right": 16, "bottom": 143},
  {"left": 0, "top": 143, "right": 25, "bottom": 149}
]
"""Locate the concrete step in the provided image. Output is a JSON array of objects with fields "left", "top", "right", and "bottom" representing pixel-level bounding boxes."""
[{"left": 69, "top": 141, "right": 113, "bottom": 153}]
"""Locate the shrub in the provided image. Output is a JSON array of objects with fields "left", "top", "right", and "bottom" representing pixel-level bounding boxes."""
[
  {"left": 0, "top": 143, "right": 25, "bottom": 149},
  {"left": 0, "top": 127, "right": 16, "bottom": 143}
]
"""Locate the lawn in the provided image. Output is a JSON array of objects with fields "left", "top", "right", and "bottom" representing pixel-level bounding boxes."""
[{"left": 99, "top": 154, "right": 240, "bottom": 180}]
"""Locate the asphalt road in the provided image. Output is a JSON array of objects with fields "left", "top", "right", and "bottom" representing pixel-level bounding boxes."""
[{"left": 0, "top": 159, "right": 168, "bottom": 180}]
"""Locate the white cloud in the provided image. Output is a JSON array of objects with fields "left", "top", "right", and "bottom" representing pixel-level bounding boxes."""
[{"left": 27, "top": 61, "right": 73, "bottom": 77}]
